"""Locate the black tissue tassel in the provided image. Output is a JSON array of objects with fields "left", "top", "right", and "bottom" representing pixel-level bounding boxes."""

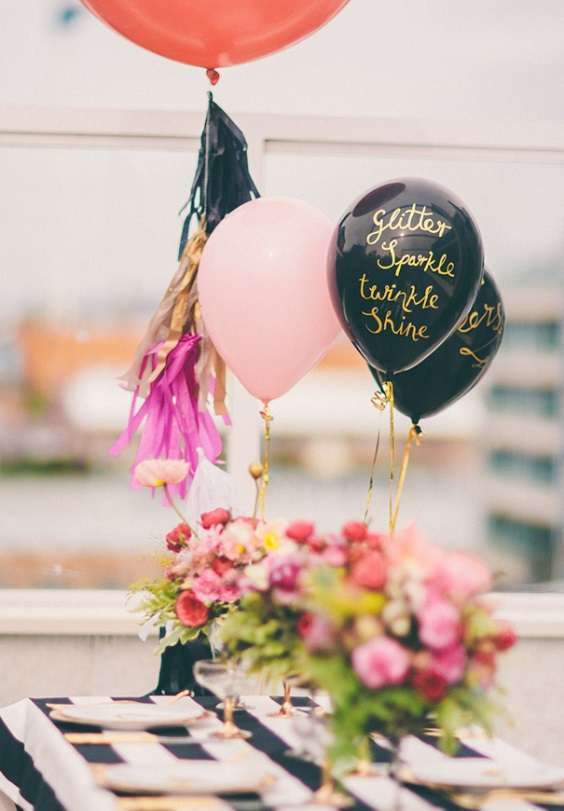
[{"left": 178, "top": 92, "right": 260, "bottom": 258}]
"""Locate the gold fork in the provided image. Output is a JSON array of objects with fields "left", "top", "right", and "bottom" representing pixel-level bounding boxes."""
[
  {"left": 115, "top": 796, "right": 224, "bottom": 810},
  {"left": 451, "top": 789, "right": 564, "bottom": 808}
]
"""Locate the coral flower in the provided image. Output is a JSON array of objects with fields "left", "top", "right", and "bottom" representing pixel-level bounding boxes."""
[
  {"left": 175, "top": 589, "right": 209, "bottom": 627},
  {"left": 342, "top": 521, "right": 368, "bottom": 542},
  {"left": 201, "top": 508, "right": 231, "bottom": 529},
  {"left": 134, "top": 459, "right": 189, "bottom": 488},
  {"left": 286, "top": 521, "right": 315, "bottom": 543},
  {"left": 351, "top": 551, "right": 388, "bottom": 590}
]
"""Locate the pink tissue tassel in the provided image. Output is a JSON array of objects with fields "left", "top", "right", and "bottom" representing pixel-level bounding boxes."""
[{"left": 110, "top": 334, "right": 223, "bottom": 500}]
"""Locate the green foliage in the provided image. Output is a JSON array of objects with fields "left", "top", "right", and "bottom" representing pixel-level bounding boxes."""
[
  {"left": 307, "top": 568, "right": 385, "bottom": 624},
  {"left": 435, "top": 685, "right": 499, "bottom": 754},
  {"left": 463, "top": 604, "right": 499, "bottom": 645},
  {"left": 220, "top": 592, "right": 304, "bottom": 685},
  {"left": 130, "top": 577, "right": 180, "bottom": 630},
  {"left": 306, "top": 650, "right": 430, "bottom": 760},
  {"left": 304, "top": 648, "right": 503, "bottom": 766}
]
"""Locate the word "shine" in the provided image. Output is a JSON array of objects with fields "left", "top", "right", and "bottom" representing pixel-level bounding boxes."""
[{"left": 361, "top": 306, "right": 429, "bottom": 342}]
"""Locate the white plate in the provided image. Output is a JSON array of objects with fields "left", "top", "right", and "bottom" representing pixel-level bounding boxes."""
[
  {"left": 100, "top": 761, "right": 276, "bottom": 795},
  {"left": 52, "top": 702, "right": 205, "bottom": 730},
  {"left": 406, "top": 758, "right": 564, "bottom": 790}
]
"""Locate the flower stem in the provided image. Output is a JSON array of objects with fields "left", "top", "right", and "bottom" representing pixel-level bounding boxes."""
[{"left": 163, "top": 484, "right": 198, "bottom": 538}]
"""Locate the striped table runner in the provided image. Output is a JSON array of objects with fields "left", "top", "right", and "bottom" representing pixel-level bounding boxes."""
[{"left": 0, "top": 695, "right": 555, "bottom": 811}]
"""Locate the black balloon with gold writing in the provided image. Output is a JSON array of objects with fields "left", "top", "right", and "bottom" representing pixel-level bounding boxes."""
[
  {"left": 371, "top": 270, "right": 505, "bottom": 425},
  {"left": 328, "top": 177, "right": 484, "bottom": 375}
]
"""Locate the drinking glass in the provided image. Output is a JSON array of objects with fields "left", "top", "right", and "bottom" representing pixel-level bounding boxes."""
[{"left": 193, "top": 660, "right": 251, "bottom": 740}]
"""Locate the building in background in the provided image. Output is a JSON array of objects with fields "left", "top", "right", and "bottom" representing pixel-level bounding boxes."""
[{"left": 484, "top": 285, "right": 563, "bottom": 585}]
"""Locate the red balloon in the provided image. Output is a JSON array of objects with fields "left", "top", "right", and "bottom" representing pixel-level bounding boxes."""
[{"left": 80, "top": 0, "right": 350, "bottom": 69}]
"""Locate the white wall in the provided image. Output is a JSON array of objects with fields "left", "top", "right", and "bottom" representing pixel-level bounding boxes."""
[{"left": 1, "top": 0, "right": 563, "bottom": 121}]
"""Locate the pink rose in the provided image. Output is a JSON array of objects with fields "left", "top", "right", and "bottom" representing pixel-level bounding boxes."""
[
  {"left": 383, "top": 524, "right": 444, "bottom": 574},
  {"left": 218, "top": 580, "right": 241, "bottom": 603},
  {"left": 429, "top": 644, "right": 466, "bottom": 684},
  {"left": 350, "top": 552, "right": 388, "bottom": 590},
  {"left": 322, "top": 544, "right": 348, "bottom": 566},
  {"left": 418, "top": 599, "right": 461, "bottom": 650},
  {"left": 269, "top": 558, "right": 302, "bottom": 593},
  {"left": 298, "top": 613, "right": 336, "bottom": 652},
  {"left": 433, "top": 551, "right": 492, "bottom": 601},
  {"left": 352, "top": 637, "right": 410, "bottom": 689},
  {"left": 191, "top": 569, "right": 222, "bottom": 604}
]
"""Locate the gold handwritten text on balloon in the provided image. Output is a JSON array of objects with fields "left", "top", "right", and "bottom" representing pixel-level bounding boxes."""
[
  {"left": 367, "top": 205, "right": 452, "bottom": 246},
  {"left": 458, "top": 302, "right": 504, "bottom": 336},
  {"left": 359, "top": 276, "right": 439, "bottom": 314},
  {"left": 359, "top": 203, "right": 457, "bottom": 342},
  {"left": 361, "top": 307, "right": 430, "bottom": 342}
]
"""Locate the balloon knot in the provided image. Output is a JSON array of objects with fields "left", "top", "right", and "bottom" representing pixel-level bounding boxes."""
[
  {"left": 206, "top": 68, "right": 220, "bottom": 86},
  {"left": 413, "top": 423, "right": 422, "bottom": 435}
]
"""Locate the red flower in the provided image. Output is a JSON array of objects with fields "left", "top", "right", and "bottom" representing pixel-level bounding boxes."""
[
  {"left": 473, "top": 643, "right": 496, "bottom": 668},
  {"left": 297, "top": 612, "right": 314, "bottom": 638},
  {"left": 175, "top": 589, "right": 209, "bottom": 628},
  {"left": 412, "top": 670, "right": 448, "bottom": 702},
  {"left": 342, "top": 521, "right": 368, "bottom": 542},
  {"left": 366, "top": 532, "right": 385, "bottom": 550},
  {"left": 211, "top": 556, "right": 233, "bottom": 576},
  {"left": 350, "top": 552, "right": 387, "bottom": 590},
  {"left": 307, "top": 536, "right": 327, "bottom": 553},
  {"left": 201, "top": 508, "right": 231, "bottom": 529},
  {"left": 493, "top": 622, "right": 517, "bottom": 652},
  {"left": 286, "top": 521, "right": 315, "bottom": 543},
  {"left": 166, "top": 522, "right": 191, "bottom": 553}
]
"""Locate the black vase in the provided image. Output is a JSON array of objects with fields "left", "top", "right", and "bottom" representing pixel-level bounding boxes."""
[{"left": 154, "top": 631, "right": 213, "bottom": 696}]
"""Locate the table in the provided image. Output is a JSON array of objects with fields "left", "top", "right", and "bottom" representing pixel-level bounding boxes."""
[{"left": 0, "top": 694, "right": 559, "bottom": 811}]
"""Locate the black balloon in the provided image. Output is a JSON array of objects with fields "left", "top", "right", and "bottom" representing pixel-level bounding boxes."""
[
  {"left": 328, "top": 177, "right": 484, "bottom": 375},
  {"left": 372, "top": 270, "right": 505, "bottom": 425}
]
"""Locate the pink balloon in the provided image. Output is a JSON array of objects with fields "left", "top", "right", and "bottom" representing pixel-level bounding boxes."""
[{"left": 199, "top": 198, "right": 341, "bottom": 402}]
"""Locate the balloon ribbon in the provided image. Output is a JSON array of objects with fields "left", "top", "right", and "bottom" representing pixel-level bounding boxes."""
[
  {"left": 363, "top": 429, "right": 381, "bottom": 525},
  {"left": 390, "top": 423, "right": 422, "bottom": 534},
  {"left": 368, "top": 382, "right": 421, "bottom": 535},
  {"left": 384, "top": 381, "right": 396, "bottom": 535},
  {"left": 257, "top": 403, "right": 273, "bottom": 519}
]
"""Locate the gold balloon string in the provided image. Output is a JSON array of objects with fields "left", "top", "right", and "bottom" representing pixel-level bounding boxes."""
[
  {"left": 390, "top": 424, "right": 422, "bottom": 534},
  {"left": 257, "top": 402, "right": 273, "bottom": 519},
  {"left": 383, "top": 380, "right": 396, "bottom": 535},
  {"left": 363, "top": 429, "right": 381, "bottom": 526}
]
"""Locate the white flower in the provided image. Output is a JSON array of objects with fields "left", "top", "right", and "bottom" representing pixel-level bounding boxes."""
[{"left": 244, "top": 561, "right": 269, "bottom": 591}]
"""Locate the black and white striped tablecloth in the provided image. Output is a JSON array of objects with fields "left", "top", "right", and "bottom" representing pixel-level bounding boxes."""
[{"left": 0, "top": 695, "right": 558, "bottom": 811}]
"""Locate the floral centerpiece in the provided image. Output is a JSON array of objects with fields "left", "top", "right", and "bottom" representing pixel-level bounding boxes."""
[
  {"left": 220, "top": 518, "right": 384, "bottom": 711},
  {"left": 221, "top": 518, "right": 516, "bottom": 766},
  {"left": 131, "top": 460, "right": 280, "bottom": 654},
  {"left": 300, "top": 523, "right": 516, "bottom": 764}
]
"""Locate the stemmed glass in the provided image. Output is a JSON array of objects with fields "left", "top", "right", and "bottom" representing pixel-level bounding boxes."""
[
  {"left": 193, "top": 660, "right": 251, "bottom": 740},
  {"left": 293, "top": 712, "right": 352, "bottom": 808}
]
